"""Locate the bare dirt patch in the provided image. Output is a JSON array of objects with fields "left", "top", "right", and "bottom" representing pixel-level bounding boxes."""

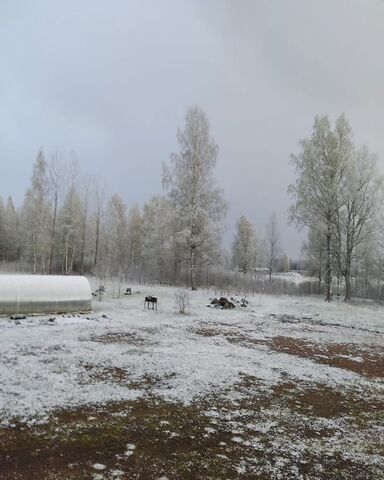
[
  {"left": 192, "top": 327, "right": 219, "bottom": 337},
  {"left": 78, "top": 363, "right": 161, "bottom": 389},
  {"left": 1, "top": 388, "right": 382, "bottom": 480},
  {"left": 269, "top": 336, "right": 384, "bottom": 378},
  {"left": 192, "top": 327, "right": 267, "bottom": 349},
  {"left": 86, "top": 331, "right": 153, "bottom": 346},
  {"left": 0, "top": 399, "right": 252, "bottom": 479},
  {"left": 233, "top": 374, "right": 383, "bottom": 422},
  {"left": 193, "top": 325, "right": 383, "bottom": 378}
]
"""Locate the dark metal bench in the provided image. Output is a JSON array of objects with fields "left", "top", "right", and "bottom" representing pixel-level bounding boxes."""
[{"left": 144, "top": 296, "right": 157, "bottom": 310}]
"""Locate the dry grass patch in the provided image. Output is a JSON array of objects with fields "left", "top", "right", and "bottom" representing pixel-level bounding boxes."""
[
  {"left": 87, "top": 332, "right": 151, "bottom": 346},
  {"left": 78, "top": 363, "right": 161, "bottom": 390},
  {"left": 1, "top": 385, "right": 382, "bottom": 480},
  {"left": 0, "top": 399, "right": 257, "bottom": 480},
  {"left": 192, "top": 327, "right": 219, "bottom": 337}
]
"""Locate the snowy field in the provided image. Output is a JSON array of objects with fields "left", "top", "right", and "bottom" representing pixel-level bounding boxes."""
[{"left": 0, "top": 285, "right": 383, "bottom": 479}]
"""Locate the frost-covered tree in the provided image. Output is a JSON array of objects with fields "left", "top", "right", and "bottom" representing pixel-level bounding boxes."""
[
  {"left": 357, "top": 236, "right": 379, "bottom": 294},
  {"left": 231, "top": 215, "right": 257, "bottom": 275},
  {"left": 163, "top": 106, "right": 227, "bottom": 290},
  {"left": 46, "top": 153, "right": 66, "bottom": 273},
  {"left": 92, "top": 178, "right": 106, "bottom": 267},
  {"left": 279, "top": 253, "right": 290, "bottom": 273},
  {"left": 264, "top": 213, "right": 280, "bottom": 280},
  {"left": 0, "top": 196, "right": 19, "bottom": 262},
  {"left": 127, "top": 204, "right": 143, "bottom": 275},
  {"left": 20, "top": 151, "right": 52, "bottom": 273},
  {"left": 292, "top": 115, "right": 382, "bottom": 302},
  {"left": 142, "top": 195, "right": 172, "bottom": 283},
  {"left": 2, "top": 197, "right": 20, "bottom": 262},
  {"left": 302, "top": 227, "right": 326, "bottom": 287},
  {"left": 78, "top": 177, "right": 91, "bottom": 274},
  {"left": 335, "top": 146, "right": 382, "bottom": 301},
  {"left": 289, "top": 115, "right": 352, "bottom": 301},
  {"left": 103, "top": 194, "right": 129, "bottom": 277},
  {"left": 57, "top": 185, "right": 83, "bottom": 274}
]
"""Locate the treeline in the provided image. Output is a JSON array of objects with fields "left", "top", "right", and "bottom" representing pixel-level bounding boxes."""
[
  {"left": 2, "top": 108, "right": 383, "bottom": 301},
  {"left": 0, "top": 107, "right": 289, "bottom": 289}
]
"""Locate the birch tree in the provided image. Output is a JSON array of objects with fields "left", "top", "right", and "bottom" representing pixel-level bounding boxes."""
[
  {"left": 57, "top": 185, "right": 82, "bottom": 274},
  {"left": 336, "top": 146, "right": 382, "bottom": 301},
  {"left": 47, "top": 153, "right": 65, "bottom": 273},
  {"left": 264, "top": 213, "right": 280, "bottom": 280},
  {"left": 104, "top": 194, "right": 129, "bottom": 277},
  {"left": 231, "top": 215, "right": 257, "bottom": 275},
  {"left": 289, "top": 115, "right": 352, "bottom": 301},
  {"left": 92, "top": 179, "right": 105, "bottom": 267},
  {"left": 21, "top": 151, "right": 51, "bottom": 273},
  {"left": 279, "top": 253, "right": 290, "bottom": 272},
  {"left": 127, "top": 204, "right": 143, "bottom": 275},
  {"left": 78, "top": 177, "right": 91, "bottom": 274},
  {"left": 142, "top": 195, "right": 172, "bottom": 283},
  {"left": 3, "top": 197, "right": 19, "bottom": 262},
  {"left": 302, "top": 227, "right": 326, "bottom": 287},
  {"left": 163, "top": 106, "right": 227, "bottom": 290}
]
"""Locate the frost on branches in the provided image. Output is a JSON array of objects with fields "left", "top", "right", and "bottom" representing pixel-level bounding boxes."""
[{"left": 162, "top": 107, "right": 227, "bottom": 290}]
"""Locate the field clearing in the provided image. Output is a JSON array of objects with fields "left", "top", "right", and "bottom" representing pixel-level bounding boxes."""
[{"left": 0, "top": 286, "right": 383, "bottom": 479}]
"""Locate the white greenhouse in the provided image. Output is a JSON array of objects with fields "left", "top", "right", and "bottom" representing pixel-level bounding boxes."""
[{"left": 0, "top": 275, "right": 92, "bottom": 315}]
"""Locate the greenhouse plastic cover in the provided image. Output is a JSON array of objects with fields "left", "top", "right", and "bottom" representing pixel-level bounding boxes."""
[{"left": 0, "top": 275, "right": 92, "bottom": 314}]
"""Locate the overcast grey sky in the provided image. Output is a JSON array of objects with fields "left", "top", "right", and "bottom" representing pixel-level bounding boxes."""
[{"left": 1, "top": 0, "right": 383, "bottom": 257}]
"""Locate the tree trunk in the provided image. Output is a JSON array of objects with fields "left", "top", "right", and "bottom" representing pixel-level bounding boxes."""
[
  {"left": 79, "top": 208, "right": 87, "bottom": 274},
  {"left": 344, "top": 232, "right": 352, "bottom": 302},
  {"left": 64, "top": 237, "right": 69, "bottom": 274},
  {"left": 32, "top": 237, "right": 37, "bottom": 274},
  {"left": 131, "top": 242, "right": 135, "bottom": 268},
  {"left": 325, "top": 220, "right": 332, "bottom": 302},
  {"left": 48, "top": 193, "right": 58, "bottom": 274},
  {"left": 344, "top": 264, "right": 351, "bottom": 302},
  {"left": 190, "top": 246, "right": 197, "bottom": 290},
  {"left": 94, "top": 213, "right": 100, "bottom": 266}
]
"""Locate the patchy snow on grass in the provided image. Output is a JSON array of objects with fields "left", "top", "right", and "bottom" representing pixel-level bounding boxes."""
[
  {"left": 272, "top": 271, "right": 311, "bottom": 284},
  {"left": 0, "top": 285, "right": 382, "bottom": 427}
]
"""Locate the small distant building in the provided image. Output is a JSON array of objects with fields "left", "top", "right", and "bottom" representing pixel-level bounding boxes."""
[{"left": 0, "top": 275, "right": 92, "bottom": 315}]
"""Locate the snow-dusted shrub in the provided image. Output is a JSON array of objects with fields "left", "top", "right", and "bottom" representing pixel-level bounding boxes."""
[{"left": 175, "top": 289, "right": 191, "bottom": 314}]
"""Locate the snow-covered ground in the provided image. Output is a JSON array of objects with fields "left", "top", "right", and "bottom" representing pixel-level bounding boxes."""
[
  {"left": 272, "top": 271, "right": 311, "bottom": 284},
  {"left": 0, "top": 285, "right": 383, "bottom": 478},
  {"left": 0, "top": 285, "right": 382, "bottom": 423}
]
